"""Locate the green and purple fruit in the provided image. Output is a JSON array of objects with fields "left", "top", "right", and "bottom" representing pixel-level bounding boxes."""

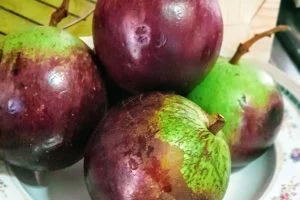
[
  {"left": 187, "top": 26, "right": 288, "bottom": 167},
  {"left": 84, "top": 92, "right": 230, "bottom": 200},
  {"left": 0, "top": 26, "right": 107, "bottom": 171},
  {"left": 188, "top": 58, "right": 284, "bottom": 167}
]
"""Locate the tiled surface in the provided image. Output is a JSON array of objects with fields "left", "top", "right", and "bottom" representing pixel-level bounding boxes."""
[{"left": 0, "top": 0, "right": 95, "bottom": 41}]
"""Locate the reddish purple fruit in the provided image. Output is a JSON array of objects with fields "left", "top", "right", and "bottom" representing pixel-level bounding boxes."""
[
  {"left": 0, "top": 26, "right": 107, "bottom": 171},
  {"left": 93, "top": 0, "right": 223, "bottom": 94},
  {"left": 85, "top": 93, "right": 231, "bottom": 200}
]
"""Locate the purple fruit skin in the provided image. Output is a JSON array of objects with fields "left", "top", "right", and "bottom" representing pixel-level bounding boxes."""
[
  {"left": 233, "top": 92, "right": 284, "bottom": 166},
  {"left": 85, "top": 94, "right": 167, "bottom": 200},
  {"left": 0, "top": 45, "right": 107, "bottom": 171},
  {"left": 93, "top": 0, "right": 223, "bottom": 93}
]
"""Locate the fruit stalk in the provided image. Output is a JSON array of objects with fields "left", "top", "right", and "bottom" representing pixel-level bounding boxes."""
[
  {"left": 49, "top": 0, "right": 70, "bottom": 26},
  {"left": 207, "top": 114, "right": 225, "bottom": 134},
  {"left": 229, "top": 25, "right": 290, "bottom": 65}
]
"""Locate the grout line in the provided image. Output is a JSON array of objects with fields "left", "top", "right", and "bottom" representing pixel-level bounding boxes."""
[
  {"left": 0, "top": 31, "right": 7, "bottom": 36},
  {"left": 0, "top": 5, "right": 43, "bottom": 25}
]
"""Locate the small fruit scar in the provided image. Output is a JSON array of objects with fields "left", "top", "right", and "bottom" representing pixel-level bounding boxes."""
[
  {"left": 238, "top": 95, "right": 247, "bottom": 109},
  {"left": 128, "top": 158, "right": 139, "bottom": 170},
  {"left": 134, "top": 25, "right": 151, "bottom": 45},
  {"left": 7, "top": 98, "right": 24, "bottom": 115}
]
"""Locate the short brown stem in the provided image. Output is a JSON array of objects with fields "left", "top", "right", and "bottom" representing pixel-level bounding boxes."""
[
  {"left": 207, "top": 114, "right": 225, "bottom": 134},
  {"left": 229, "top": 25, "right": 290, "bottom": 65},
  {"left": 49, "top": 0, "right": 70, "bottom": 27}
]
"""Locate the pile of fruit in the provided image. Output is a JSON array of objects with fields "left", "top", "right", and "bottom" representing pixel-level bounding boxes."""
[{"left": 0, "top": 0, "right": 288, "bottom": 199}]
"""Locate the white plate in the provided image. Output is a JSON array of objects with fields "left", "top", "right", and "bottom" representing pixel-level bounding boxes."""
[{"left": 0, "top": 38, "right": 300, "bottom": 200}]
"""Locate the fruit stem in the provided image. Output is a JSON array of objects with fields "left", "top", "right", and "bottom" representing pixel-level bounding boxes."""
[
  {"left": 207, "top": 114, "right": 225, "bottom": 134},
  {"left": 229, "top": 25, "right": 290, "bottom": 65},
  {"left": 49, "top": 0, "right": 70, "bottom": 27}
]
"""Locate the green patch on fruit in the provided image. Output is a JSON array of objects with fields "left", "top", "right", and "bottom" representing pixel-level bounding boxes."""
[
  {"left": 157, "top": 95, "right": 230, "bottom": 199},
  {"left": 188, "top": 57, "right": 277, "bottom": 141},
  {"left": 1, "top": 26, "right": 83, "bottom": 59}
]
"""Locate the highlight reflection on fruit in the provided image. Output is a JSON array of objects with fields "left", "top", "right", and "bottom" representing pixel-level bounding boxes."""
[
  {"left": 85, "top": 92, "right": 230, "bottom": 200},
  {"left": 93, "top": 0, "right": 223, "bottom": 94},
  {"left": 0, "top": 26, "right": 107, "bottom": 171}
]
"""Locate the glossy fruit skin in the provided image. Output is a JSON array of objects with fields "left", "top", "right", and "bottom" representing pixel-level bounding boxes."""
[
  {"left": 0, "top": 27, "right": 107, "bottom": 171},
  {"left": 93, "top": 0, "right": 223, "bottom": 94},
  {"left": 85, "top": 93, "right": 231, "bottom": 200},
  {"left": 188, "top": 58, "right": 284, "bottom": 167}
]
